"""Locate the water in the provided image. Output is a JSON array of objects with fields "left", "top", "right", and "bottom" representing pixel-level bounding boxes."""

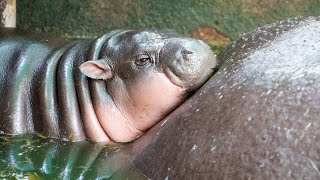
[{"left": 0, "top": 134, "right": 135, "bottom": 179}]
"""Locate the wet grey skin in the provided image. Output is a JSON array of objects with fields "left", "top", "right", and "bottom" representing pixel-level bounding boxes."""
[{"left": 0, "top": 28, "right": 216, "bottom": 142}]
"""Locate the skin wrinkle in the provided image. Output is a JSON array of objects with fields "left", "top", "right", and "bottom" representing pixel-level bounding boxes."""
[
  {"left": 40, "top": 45, "right": 72, "bottom": 138},
  {"left": 92, "top": 33, "right": 144, "bottom": 141},
  {"left": 156, "top": 48, "right": 161, "bottom": 65},
  {"left": 162, "top": 68, "right": 185, "bottom": 89},
  {"left": 111, "top": 72, "right": 187, "bottom": 134},
  {"left": 81, "top": 34, "right": 112, "bottom": 141},
  {"left": 84, "top": 103, "right": 107, "bottom": 142},
  {"left": 119, "top": 76, "right": 133, "bottom": 104},
  {"left": 58, "top": 43, "right": 87, "bottom": 140},
  {"left": 87, "top": 79, "right": 112, "bottom": 141},
  {"left": 107, "top": 76, "right": 143, "bottom": 133}
]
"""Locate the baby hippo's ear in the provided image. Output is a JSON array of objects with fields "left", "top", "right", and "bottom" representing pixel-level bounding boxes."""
[{"left": 79, "top": 59, "right": 113, "bottom": 80}]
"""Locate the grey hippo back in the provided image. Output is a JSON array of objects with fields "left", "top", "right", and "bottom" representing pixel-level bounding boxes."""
[{"left": 123, "top": 16, "right": 320, "bottom": 179}]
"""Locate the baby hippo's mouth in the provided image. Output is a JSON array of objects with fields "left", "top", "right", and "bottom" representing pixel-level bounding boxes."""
[{"left": 162, "top": 68, "right": 186, "bottom": 89}]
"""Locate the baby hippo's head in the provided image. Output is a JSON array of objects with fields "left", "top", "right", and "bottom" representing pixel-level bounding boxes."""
[{"left": 80, "top": 29, "right": 216, "bottom": 142}]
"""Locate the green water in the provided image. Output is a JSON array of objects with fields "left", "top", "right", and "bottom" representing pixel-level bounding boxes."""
[{"left": 0, "top": 134, "right": 139, "bottom": 179}]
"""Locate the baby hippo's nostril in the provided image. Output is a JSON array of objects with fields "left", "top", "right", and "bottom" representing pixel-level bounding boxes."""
[
  {"left": 181, "top": 49, "right": 193, "bottom": 55},
  {"left": 181, "top": 49, "right": 194, "bottom": 61}
]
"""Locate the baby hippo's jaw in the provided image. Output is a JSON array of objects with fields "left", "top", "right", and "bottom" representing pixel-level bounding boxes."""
[
  {"left": 122, "top": 72, "right": 187, "bottom": 132},
  {"left": 99, "top": 73, "right": 187, "bottom": 143}
]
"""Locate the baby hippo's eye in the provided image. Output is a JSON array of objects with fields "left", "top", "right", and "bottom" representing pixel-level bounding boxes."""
[{"left": 135, "top": 55, "right": 151, "bottom": 67}]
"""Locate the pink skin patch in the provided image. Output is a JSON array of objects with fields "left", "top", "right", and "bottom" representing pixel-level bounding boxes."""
[
  {"left": 112, "top": 72, "right": 186, "bottom": 131},
  {"left": 98, "top": 71, "right": 187, "bottom": 142}
]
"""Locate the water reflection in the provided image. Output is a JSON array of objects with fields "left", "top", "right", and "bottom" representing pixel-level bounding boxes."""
[{"left": 0, "top": 134, "right": 146, "bottom": 179}]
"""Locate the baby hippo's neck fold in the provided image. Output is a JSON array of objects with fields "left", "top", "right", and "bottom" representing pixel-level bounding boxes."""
[{"left": 88, "top": 79, "right": 143, "bottom": 143}]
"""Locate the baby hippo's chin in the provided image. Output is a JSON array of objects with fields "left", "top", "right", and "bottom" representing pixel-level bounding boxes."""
[
  {"left": 86, "top": 72, "right": 190, "bottom": 143},
  {"left": 124, "top": 72, "right": 188, "bottom": 131}
]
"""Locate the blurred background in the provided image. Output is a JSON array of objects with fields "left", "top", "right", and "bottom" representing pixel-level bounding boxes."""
[{"left": 1, "top": 0, "right": 320, "bottom": 53}]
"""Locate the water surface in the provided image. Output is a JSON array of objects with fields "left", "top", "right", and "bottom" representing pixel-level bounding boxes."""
[{"left": 0, "top": 134, "right": 140, "bottom": 179}]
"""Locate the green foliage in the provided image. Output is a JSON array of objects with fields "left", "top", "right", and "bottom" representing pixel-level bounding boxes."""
[{"left": 17, "top": 0, "right": 320, "bottom": 39}]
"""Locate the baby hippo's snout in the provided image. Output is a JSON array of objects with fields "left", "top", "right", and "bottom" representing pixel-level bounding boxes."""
[{"left": 160, "top": 38, "right": 217, "bottom": 91}]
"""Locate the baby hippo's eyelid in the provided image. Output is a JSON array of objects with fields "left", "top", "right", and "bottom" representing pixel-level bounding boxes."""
[
  {"left": 135, "top": 54, "right": 149, "bottom": 60},
  {"left": 135, "top": 54, "right": 152, "bottom": 67}
]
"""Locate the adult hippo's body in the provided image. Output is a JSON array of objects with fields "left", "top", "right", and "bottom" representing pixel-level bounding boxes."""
[{"left": 0, "top": 29, "right": 216, "bottom": 143}]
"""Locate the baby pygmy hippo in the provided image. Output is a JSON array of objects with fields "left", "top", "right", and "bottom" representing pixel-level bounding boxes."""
[{"left": 0, "top": 29, "right": 216, "bottom": 142}]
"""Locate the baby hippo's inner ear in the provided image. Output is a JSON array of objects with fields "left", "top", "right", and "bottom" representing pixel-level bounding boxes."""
[{"left": 79, "top": 59, "right": 113, "bottom": 80}]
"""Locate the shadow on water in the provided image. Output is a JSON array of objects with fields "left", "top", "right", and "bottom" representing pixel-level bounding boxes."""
[{"left": 0, "top": 134, "right": 147, "bottom": 179}]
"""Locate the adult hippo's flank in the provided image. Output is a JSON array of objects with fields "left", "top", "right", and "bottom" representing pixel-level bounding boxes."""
[{"left": 0, "top": 29, "right": 216, "bottom": 143}]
